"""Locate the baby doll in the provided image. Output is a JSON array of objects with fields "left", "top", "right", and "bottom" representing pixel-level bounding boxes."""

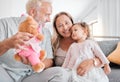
[{"left": 14, "top": 16, "right": 46, "bottom": 73}]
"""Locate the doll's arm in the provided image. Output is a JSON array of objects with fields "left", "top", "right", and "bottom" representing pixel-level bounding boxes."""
[{"left": 36, "top": 34, "right": 44, "bottom": 41}]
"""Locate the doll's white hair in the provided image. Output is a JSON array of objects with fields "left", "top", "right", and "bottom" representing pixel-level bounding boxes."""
[{"left": 26, "top": 0, "right": 52, "bottom": 14}]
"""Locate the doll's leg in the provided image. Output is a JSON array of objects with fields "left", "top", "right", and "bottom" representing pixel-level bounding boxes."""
[
  {"left": 14, "top": 53, "right": 22, "bottom": 61},
  {"left": 39, "top": 50, "right": 46, "bottom": 60},
  {"left": 28, "top": 53, "right": 40, "bottom": 65},
  {"left": 28, "top": 53, "right": 45, "bottom": 72}
]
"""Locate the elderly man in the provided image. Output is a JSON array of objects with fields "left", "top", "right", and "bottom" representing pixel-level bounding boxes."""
[{"left": 0, "top": 0, "right": 68, "bottom": 82}]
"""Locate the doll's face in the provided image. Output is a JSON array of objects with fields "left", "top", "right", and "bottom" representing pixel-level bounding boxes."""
[{"left": 19, "top": 16, "right": 39, "bottom": 36}]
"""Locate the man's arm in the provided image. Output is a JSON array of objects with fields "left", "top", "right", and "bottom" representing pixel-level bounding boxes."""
[
  {"left": 0, "top": 32, "right": 33, "bottom": 56},
  {"left": 0, "top": 39, "right": 10, "bottom": 56}
]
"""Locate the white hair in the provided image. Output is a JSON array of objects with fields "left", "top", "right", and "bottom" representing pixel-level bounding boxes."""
[{"left": 26, "top": 0, "right": 52, "bottom": 14}]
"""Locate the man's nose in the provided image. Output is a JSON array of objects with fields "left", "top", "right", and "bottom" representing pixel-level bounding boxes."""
[{"left": 46, "top": 17, "right": 51, "bottom": 22}]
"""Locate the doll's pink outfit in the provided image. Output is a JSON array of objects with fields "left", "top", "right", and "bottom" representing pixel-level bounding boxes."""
[
  {"left": 16, "top": 26, "right": 44, "bottom": 68},
  {"left": 17, "top": 37, "right": 42, "bottom": 66}
]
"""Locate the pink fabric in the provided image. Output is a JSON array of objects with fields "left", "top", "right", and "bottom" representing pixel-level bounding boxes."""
[
  {"left": 18, "top": 45, "right": 40, "bottom": 65},
  {"left": 17, "top": 25, "right": 42, "bottom": 65},
  {"left": 17, "top": 37, "right": 42, "bottom": 65}
]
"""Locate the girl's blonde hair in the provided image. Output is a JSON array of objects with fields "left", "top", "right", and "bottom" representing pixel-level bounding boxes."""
[{"left": 52, "top": 12, "right": 74, "bottom": 55}]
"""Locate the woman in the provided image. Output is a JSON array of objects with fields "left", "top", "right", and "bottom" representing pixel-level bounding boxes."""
[{"left": 52, "top": 12, "right": 102, "bottom": 77}]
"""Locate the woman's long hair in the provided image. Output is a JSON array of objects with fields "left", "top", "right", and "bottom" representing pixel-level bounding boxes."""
[{"left": 52, "top": 12, "right": 74, "bottom": 55}]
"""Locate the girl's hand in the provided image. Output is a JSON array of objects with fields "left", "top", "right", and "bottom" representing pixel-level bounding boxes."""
[{"left": 104, "top": 64, "right": 111, "bottom": 75}]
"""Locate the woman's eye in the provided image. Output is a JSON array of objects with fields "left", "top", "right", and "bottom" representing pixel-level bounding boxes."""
[
  {"left": 58, "top": 24, "right": 63, "bottom": 28},
  {"left": 74, "top": 29, "right": 77, "bottom": 31}
]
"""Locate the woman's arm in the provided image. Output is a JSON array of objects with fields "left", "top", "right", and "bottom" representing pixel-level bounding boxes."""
[{"left": 77, "top": 57, "right": 102, "bottom": 76}]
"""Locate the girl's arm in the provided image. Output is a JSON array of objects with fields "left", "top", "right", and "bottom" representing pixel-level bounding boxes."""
[{"left": 92, "top": 40, "right": 110, "bottom": 65}]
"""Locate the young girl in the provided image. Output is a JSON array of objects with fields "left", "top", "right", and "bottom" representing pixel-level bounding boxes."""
[{"left": 62, "top": 22, "right": 111, "bottom": 82}]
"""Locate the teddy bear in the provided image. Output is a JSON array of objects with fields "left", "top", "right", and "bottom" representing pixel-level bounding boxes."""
[{"left": 14, "top": 16, "right": 46, "bottom": 73}]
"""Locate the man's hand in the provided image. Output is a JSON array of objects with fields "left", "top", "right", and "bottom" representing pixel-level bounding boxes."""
[
  {"left": 7, "top": 32, "right": 33, "bottom": 49},
  {"left": 0, "top": 32, "right": 33, "bottom": 56},
  {"left": 43, "top": 58, "right": 53, "bottom": 69}
]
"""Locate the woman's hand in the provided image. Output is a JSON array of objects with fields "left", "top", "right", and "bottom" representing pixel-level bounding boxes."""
[
  {"left": 77, "top": 58, "right": 102, "bottom": 76},
  {"left": 77, "top": 59, "right": 94, "bottom": 76}
]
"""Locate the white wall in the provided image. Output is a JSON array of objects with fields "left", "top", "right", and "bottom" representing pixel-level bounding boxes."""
[
  {"left": 0, "top": 0, "right": 96, "bottom": 35},
  {"left": 78, "top": 0, "right": 97, "bottom": 23},
  {"left": 0, "top": 0, "right": 27, "bottom": 18}
]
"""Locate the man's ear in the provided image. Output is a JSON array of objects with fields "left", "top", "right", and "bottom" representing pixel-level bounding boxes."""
[{"left": 29, "top": 8, "right": 36, "bottom": 17}]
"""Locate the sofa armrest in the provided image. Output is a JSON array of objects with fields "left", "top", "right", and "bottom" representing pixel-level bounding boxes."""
[{"left": 97, "top": 40, "right": 120, "bottom": 56}]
